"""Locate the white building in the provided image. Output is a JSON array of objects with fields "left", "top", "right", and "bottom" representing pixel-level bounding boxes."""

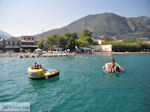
[
  {"left": 102, "top": 45, "right": 112, "bottom": 52},
  {"left": 98, "top": 40, "right": 104, "bottom": 45}
]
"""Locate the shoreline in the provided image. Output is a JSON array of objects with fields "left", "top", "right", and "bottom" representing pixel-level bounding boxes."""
[
  {"left": 93, "top": 51, "right": 150, "bottom": 55},
  {"left": 0, "top": 51, "right": 150, "bottom": 57}
]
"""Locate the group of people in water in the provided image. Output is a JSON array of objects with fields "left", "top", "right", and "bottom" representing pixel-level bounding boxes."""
[
  {"left": 32, "top": 58, "right": 116, "bottom": 69},
  {"left": 32, "top": 62, "right": 43, "bottom": 69}
]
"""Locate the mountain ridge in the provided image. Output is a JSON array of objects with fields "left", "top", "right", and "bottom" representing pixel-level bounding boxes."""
[
  {"left": 0, "top": 30, "right": 13, "bottom": 39},
  {"left": 36, "top": 13, "right": 150, "bottom": 40}
]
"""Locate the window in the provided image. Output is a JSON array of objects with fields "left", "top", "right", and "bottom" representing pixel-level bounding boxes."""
[
  {"left": 15, "top": 41, "right": 18, "bottom": 45},
  {"left": 10, "top": 41, "right": 13, "bottom": 45}
]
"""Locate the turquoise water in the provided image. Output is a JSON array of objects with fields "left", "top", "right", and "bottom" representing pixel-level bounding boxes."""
[{"left": 0, "top": 54, "right": 150, "bottom": 112}]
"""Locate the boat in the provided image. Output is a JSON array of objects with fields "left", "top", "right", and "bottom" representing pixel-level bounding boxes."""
[
  {"left": 103, "top": 63, "right": 124, "bottom": 73},
  {"left": 28, "top": 67, "right": 59, "bottom": 80}
]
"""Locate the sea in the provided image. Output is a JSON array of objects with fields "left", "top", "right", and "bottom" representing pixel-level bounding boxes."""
[{"left": 0, "top": 54, "right": 150, "bottom": 112}]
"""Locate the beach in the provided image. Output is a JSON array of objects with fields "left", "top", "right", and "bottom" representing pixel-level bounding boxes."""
[{"left": 0, "top": 51, "right": 150, "bottom": 57}]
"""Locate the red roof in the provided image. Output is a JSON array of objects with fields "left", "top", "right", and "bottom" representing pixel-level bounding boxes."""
[{"left": 7, "top": 37, "right": 20, "bottom": 41}]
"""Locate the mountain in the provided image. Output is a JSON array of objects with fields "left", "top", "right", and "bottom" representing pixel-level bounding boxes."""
[
  {"left": 0, "top": 30, "right": 13, "bottom": 39},
  {"left": 35, "top": 13, "right": 150, "bottom": 40}
]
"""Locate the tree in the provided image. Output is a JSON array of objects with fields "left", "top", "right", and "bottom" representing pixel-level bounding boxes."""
[
  {"left": 64, "top": 32, "right": 78, "bottom": 50},
  {"left": 37, "top": 41, "right": 44, "bottom": 49},
  {"left": 46, "top": 35, "right": 57, "bottom": 51},
  {"left": 80, "top": 28, "right": 92, "bottom": 38},
  {"left": 56, "top": 35, "right": 67, "bottom": 50},
  {"left": 77, "top": 29, "right": 95, "bottom": 47}
]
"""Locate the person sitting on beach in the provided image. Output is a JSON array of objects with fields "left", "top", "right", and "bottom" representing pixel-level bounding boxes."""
[{"left": 110, "top": 58, "right": 115, "bottom": 69}]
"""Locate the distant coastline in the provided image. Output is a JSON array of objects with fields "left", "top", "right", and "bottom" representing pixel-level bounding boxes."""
[{"left": 0, "top": 51, "right": 150, "bottom": 57}]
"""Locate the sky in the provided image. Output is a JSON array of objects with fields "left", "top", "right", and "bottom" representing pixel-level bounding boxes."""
[{"left": 0, "top": 0, "right": 150, "bottom": 36}]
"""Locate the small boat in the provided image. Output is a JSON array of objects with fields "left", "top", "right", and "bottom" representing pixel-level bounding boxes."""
[
  {"left": 104, "top": 63, "right": 124, "bottom": 73},
  {"left": 28, "top": 67, "right": 59, "bottom": 80}
]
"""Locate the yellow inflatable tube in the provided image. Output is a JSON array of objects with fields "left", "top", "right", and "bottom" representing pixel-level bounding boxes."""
[{"left": 28, "top": 67, "right": 59, "bottom": 80}]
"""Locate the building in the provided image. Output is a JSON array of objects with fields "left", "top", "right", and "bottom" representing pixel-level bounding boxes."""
[
  {"left": 0, "top": 37, "right": 5, "bottom": 52},
  {"left": 21, "top": 36, "right": 37, "bottom": 52},
  {"left": 101, "top": 45, "right": 112, "bottom": 52},
  {"left": 90, "top": 45, "right": 102, "bottom": 52},
  {"left": 117, "top": 40, "right": 125, "bottom": 42},
  {"left": 5, "top": 37, "right": 21, "bottom": 52},
  {"left": 98, "top": 40, "right": 104, "bottom": 45},
  {"left": 143, "top": 41, "right": 150, "bottom": 44},
  {"left": 76, "top": 47, "right": 92, "bottom": 54}
]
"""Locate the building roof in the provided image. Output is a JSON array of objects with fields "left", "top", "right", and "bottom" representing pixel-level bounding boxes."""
[
  {"left": 80, "top": 47, "right": 92, "bottom": 50},
  {"left": 7, "top": 37, "right": 20, "bottom": 41}
]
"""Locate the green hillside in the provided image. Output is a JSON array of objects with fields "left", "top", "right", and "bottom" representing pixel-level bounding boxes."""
[{"left": 35, "top": 13, "right": 150, "bottom": 40}]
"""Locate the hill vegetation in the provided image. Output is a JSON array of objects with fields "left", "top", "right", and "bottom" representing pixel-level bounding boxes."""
[
  {"left": 103, "top": 40, "right": 150, "bottom": 52},
  {"left": 37, "top": 29, "right": 98, "bottom": 51},
  {"left": 36, "top": 13, "right": 150, "bottom": 40}
]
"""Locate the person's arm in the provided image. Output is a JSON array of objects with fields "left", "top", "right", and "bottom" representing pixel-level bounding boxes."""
[{"left": 110, "top": 63, "right": 113, "bottom": 68}]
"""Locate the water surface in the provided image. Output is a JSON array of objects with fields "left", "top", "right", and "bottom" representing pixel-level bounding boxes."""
[{"left": 0, "top": 54, "right": 150, "bottom": 112}]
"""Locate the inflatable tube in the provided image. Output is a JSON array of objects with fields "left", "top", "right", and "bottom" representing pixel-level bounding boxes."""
[
  {"left": 104, "top": 63, "right": 124, "bottom": 73},
  {"left": 28, "top": 67, "right": 59, "bottom": 80}
]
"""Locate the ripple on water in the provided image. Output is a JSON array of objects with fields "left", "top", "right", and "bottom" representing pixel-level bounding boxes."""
[{"left": 0, "top": 54, "right": 150, "bottom": 112}]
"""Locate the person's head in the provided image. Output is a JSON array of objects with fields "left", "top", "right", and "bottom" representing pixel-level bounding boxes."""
[
  {"left": 34, "top": 62, "right": 37, "bottom": 65},
  {"left": 112, "top": 58, "right": 115, "bottom": 63},
  {"left": 39, "top": 65, "right": 42, "bottom": 69}
]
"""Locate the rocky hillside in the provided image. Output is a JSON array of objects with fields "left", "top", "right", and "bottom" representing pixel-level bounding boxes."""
[
  {"left": 35, "top": 13, "right": 150, "bottom": 40},
  {"left": 0, "top": 30, "right": 13, "bottom": 39}
]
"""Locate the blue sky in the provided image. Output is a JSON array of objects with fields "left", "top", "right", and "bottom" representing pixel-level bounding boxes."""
[{"left": 0, "top": 0, "right": 150, "bottom": 36}]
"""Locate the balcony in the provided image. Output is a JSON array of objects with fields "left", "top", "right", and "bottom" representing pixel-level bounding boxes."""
[
  {"left": 5, "top": 45, "right": 20, "bottom": 48},
  {"left": 21, "top": 45, "right": 37, "bottom": 47}
]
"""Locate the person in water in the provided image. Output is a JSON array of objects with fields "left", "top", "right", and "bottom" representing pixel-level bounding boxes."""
[
  {"left": 32, "top": 62, "right": 38, "bottom": 69},
  {"left": 110, "top": 58, "right": 120, "bottom": 72},
  {"left": 38, "top": 64, "right": 43, "bottom": 69},
  {"left": 110, "top": 58, "right": 115, "bottom": 69}
]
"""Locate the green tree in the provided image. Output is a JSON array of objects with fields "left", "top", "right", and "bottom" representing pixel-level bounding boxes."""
[
  {"left": 77, "top": 29, "right": 96, "bottom": 47},
  {"left": 46, "top": 35, "right": 57, "bottom": 51},
  {"left": 56, "top": 35, "right": 67, "bottom": 50},
  {"left": 64, "top": 32, "right": 78, "bottom": 50},
  {"left": 37, "top": 41, "right": 44, "bottom": 49},
  {"left": 80, "top": 28, "right": 92, "bottom": 38}
]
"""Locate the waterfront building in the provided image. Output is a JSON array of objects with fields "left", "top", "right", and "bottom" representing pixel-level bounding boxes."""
[
  {"left": 21, "top": 36, "right": 37, "bottom": 52},
  {"left": 0, "top": 37, "right": 5, "bottom": 52},
  {"left": 5, "top": 37, "right": 21, "bottom": 52},
  {"left": 98, "top": 40, "right": 104, "bottom": 45},
  {"left": 101, "top": 45, "right": 112, "bottom": 52},
  {"left": 76, "top": 47, "right": 92, "bottom": 54}
]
